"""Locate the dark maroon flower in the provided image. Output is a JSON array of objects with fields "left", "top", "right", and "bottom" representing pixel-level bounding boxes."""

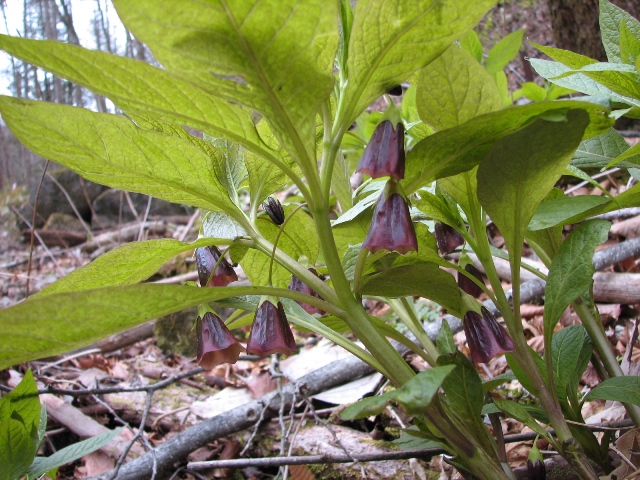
[
  {"left": 527, "top": 459, "right": 546, "bottom": 480},
  {"left": 263, "top": 197, "right": 285, "bottom": 225},
  {"left": 195, "top": 246, "right": 238, "bottom": 287},
  {"left": 196, "top": 312, "right": 245, "bottom": 369},
  {"left": 434, "top": 223, "right": 464, "bottom": 254},
  {"left": 457, "top": 264, "right": 484, "bottom": 298},
  {"left": 386, "top": 85, "right": 403, "bottom": 96},
  {"left": 363, "top": 189, "right": 417, "bottom": 255},
  {"left": 463, "top": 307, "right": 515, "bottom": 364},
  {"left": 356, "top": 120, "right": 405, "bottom": 181},
  {"left": 246, "top": 299, "right": 297, "bottom": 357},
  {"left": 288, "top": 268, "right": 325, "bottom": 315}
]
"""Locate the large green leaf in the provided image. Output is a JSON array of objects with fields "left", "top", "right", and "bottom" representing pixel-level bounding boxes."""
[
  {"left": 403, "top": 100, "right": 611, "bottom": 194},
  {"left": 584, "top": 376, "right": 640, "bottom": 405},
  {"left": 599, "top": 0, "right": 640, "bottom": 64},
  {"left": 0, "top": 35, "right": 274, "bottom": 161},
  {"left": 114, "top": 0, "right": 338, "bottom": 164},
  {"left": 362, "top": 263, "right": 463, "bottom": 316},
  {"left": 394, "top": 365, "right": 456, "bottom": 415},
  {"left": 0, "top": 284, "right": 283, "bottom": 370},
  {"left": 0, "top": 97, "right": 238, "bottom": 214},
  {"left": 544, "top": 220, "right": 610, "bottom": 336},
  {"left": 415, "top": 44, "right": 503, "bottom": 131},
  {"left": 342, "top": 0, "right": 496, "bottom": 126},
  {"left": 36, "top": 238, "right": 228, "bottom": 297},
  {"left": 477, "top": 110, "right": 589, "bottom": 256}
]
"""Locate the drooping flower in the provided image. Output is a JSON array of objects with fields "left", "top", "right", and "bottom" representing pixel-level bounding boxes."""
[
  {"left": 434, "top": 223, "right": 464, "bottom": 254},
  {"left": 246, "top": 298, "right": 297, "bottom": 357},
  {"left": 527, "top": 459, "right": 546, "bottom": 480},
  {"left": 196, "top": 312, "right": 245, "bottom": 369},
  {"left": 288, "top": 268, "right": 325, "bottom": 315},
  {"left": 463, "top": 306, "right": 515, "bottom": 364},
  {"left": 363, "top": 182, "right": 417, "bottom": 255},
  {"left": 263, "top": 196, "right": 285, "bottom": 226},
  {"left": 457, "top": 264, "right": 485, "bottom": 298},
  {"left": 195, "top": 246, "right": 238, "bottom": 287},
  {"left": 356, "top": 120, "right": 405, "bottom": 181}
]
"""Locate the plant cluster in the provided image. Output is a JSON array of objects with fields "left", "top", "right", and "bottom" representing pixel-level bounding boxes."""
[{"left": 1, "top": 0, "right": 640, "bottom": 478}]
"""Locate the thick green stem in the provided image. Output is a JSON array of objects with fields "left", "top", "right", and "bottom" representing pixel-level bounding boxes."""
[{"left": 573, "top": 297, "right": 640, "bottom": 427}]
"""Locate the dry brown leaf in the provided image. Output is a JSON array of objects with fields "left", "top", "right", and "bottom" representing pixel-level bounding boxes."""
[{"left": 288, "top": 465, "right": 316, "bottom": 480}]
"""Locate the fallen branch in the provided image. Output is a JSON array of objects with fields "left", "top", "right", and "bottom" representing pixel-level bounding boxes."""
[
  {"left": 91, "top": 353, "right": 375, "bottom": 480},
  {"left": 425, "top": 237, "right": 640, "bottom": 339}
]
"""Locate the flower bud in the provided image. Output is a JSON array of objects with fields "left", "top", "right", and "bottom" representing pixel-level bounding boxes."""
[
  {"left": 457, "top": 264, "right": 484, "bottom": 298},
  {"left": 363, "top": 187, "right": 418, "bottom": 255},
  {"left": 263, "top": 197, "right": 285, "bottom": 225},
  {"left": 246, "top": 299, "right": 297, "bottom": 357},
  {"left": 196, "top": 312, "right": 245, "bottom": 369},
  {"left": 434, "top": 223, "right": 464, "bottom": 254},
  {"left": 195, "top": 246, "right": 238, "bottom": 287},
  {"left": 356, "top": 120, "right": 405, "bottom": 181},
  {"left": 463, "top": 306, "right": 515, "bottom": 364},
  {"left": 288, "top": 268, "right": 325, "bottom": 315}
]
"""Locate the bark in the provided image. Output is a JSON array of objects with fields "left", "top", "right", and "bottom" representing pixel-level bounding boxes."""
[{"left": 547, "top": 0, "right": 640, "bottom": 61}]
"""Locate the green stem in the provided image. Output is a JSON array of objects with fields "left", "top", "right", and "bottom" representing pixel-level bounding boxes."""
[
  {"left": 352, "top": 247, "right": 369, "bottom": 302},
  {"left": 389, "top": 297, "right": 439, "bottom": 365},
  {"left": 573, "top": 296, "right": 640, "bottom": 427}
]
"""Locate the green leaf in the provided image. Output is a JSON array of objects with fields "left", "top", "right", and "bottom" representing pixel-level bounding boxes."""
[
  {"left": 529, "top": 195, "right": 610, "bottom": 231},
  {"left": 437, "top": 353, "right": 484, "bottom": 431},
  {"left": 340, "top": 391, "right": 397, "bottom": 420},
  {"left": 37, "top": 238, "right": 224, "bottom": 297},
  {"left": 114, "top": 0, "right": 338, "bottom": 164},
  {"left": 0, "top": 283, "right": 276, "bottom": 369},
  {"left": 208, "top": 138, "right": 249, "bottom": 203},
  {"left": 342, "top": 0, "right": 497, "bottom": 126},
  {"left": 584, "top": 376, "right": 640, "bottom": 405},
  {"left": 482, "top": 371, "right": 516, "bottom": 393},
  {"left": 394, "top": 365, "right": 456, "bottom": 415},
  {"left": 0, "top": 415, "right": 36, "bottom": 480},
  {"left": 362, "top": 263, "right": 463, "bottom": 316},
  {"left": 414, "top": 190, "right": 463, "bottom": 229},
  {"left": 620, "top": 21, "right": 640, "bottom": 65},
  {"left": 27, "top": 428, "right": 122, "bottom": 479},
  {"left": 202, "top": 212, "right": 249, "bottom": 240},
  {"left": 493, "top": 399, "right": 552, "bottom": 440},
  {"left": 515, "top": 82, "right": 548, "bottom": 102},
  {"left": 403, "top": 100, "right": 611, "bottom": 194},
  {"left": 551, "top": 325, "right": 592, "bottom": 406},
  {"left": 477, "top": 109, "right": 590, "bottom": 257},
  {"left": 0, "top": 34, "right": 274, "bottom": 161},
  {"left": 0, "top": 97, "right": 237, "bottom": 214},
  {"left": 459, "top": 30, "right": 483, "bottom": 64},
  {"left": 544, "top": 220, "right": 610, "bottom": 336},
  {"left": 436, "top": 321, "right": 456, "bottom": 354},
  {"left": 609, "top": 141, "right": 640, "bottom": 167},
  {"left": 573, "top": 128, "right": 640, "bottom": 169},
  {"left": 530, "top": 58, "right": 640, "bottom": 109},
  {"left": 0, "top": 370, "right": 40, "bottom": 445},
  {"left": 507, "top": 349, "right": 547, "bottom": 395},
  {"left": 416, "top": 44, "right": 503, "bottom": 131},
  {"left": 599, "top": 0, "right": 640, "bottom": 63},
  {"left": 485, "top": 29, "right": 524, "bottom": 74}
]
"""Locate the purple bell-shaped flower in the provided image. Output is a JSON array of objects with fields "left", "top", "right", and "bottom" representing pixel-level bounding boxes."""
[
  {"left": 195, "top": 246, "right": 238, "bottom": 287},
  {"left": 457, "top": 264, "right": 485, "bottom": 298},
  {"left": 363, "top": 181, "right": 417, "bottom": 254},
  {"left": 288, "top": 268, "right": 325, "bottom": 315},
  {"left": 434, "top": 223, "right": 464, "bottom": 254},
  {"left": 263, "top": 197, "right": 285, "bottom": 226},
  {"left": 196, "top": 312, "right": 245, "bottom": 369},
  {"left": 356, "top": 120, "right": 405, "bottom": 181},
  {"left": 246, "top": 298, "right": 297, "bottom": 357},
  {"left": 463, "top": 306, "right": 515, "bottom": 364}
]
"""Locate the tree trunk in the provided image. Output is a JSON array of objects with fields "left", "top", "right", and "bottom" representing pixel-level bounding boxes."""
[{"left": 547, "top": 0, "right": 640, "bottom": 61}]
